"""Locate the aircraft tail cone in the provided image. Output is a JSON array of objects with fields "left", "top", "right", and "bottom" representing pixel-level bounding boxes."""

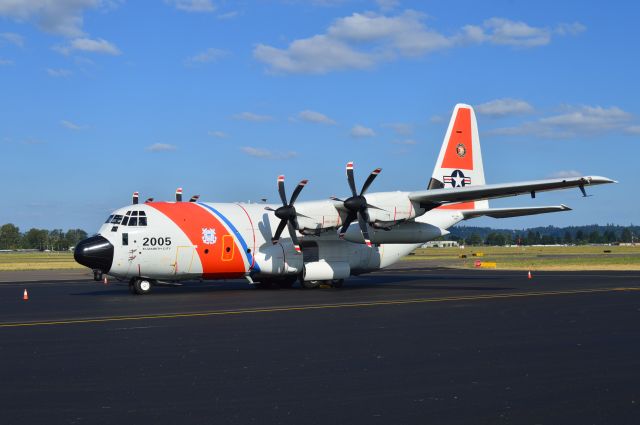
[
  {"left": 527, "top": 270, "right": 532, "bottom": 279},
  {"left": 23, "top": 289, "right": 29, "bottom": 301}
]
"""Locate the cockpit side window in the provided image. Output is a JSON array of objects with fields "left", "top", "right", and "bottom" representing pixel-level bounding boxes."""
[
  {"left": 122, "top": 216, "right": 130, "bottom": 226},
  {"left": 111, "top": 215, "right": 123, "bottom": 225},
  {"left": 105, "top": 214, "right": 114, "bottom": 223}
]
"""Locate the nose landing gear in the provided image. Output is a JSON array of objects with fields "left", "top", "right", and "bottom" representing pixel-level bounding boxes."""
[{"left": 129, "top": 278, "right": 153, "bottom": 295}]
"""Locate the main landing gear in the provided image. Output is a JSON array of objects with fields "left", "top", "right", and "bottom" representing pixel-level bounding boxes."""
[{"left": 129, "top": 277, "right": 154, "bottom": 295}]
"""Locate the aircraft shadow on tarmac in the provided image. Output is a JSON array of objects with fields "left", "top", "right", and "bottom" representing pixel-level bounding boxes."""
[{"left": 71, "top": 272, "right": 516, "bottom": 297}]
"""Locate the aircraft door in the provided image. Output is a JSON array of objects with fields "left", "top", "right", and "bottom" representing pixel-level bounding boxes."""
[{"left": 175, "top": 246, "right": 195, "bottom": 276}]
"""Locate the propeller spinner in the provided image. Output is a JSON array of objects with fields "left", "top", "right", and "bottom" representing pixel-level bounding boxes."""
[
  {"left": 265, "top": 175, "right": 308, "bottom": 253},
  {"left": 333, "top": 162, "right": 381, "bottom": 247}
]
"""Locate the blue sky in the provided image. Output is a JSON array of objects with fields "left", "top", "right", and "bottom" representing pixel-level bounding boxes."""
[{"left": 0, "top": 0, "right": 637, "bottom": 232}]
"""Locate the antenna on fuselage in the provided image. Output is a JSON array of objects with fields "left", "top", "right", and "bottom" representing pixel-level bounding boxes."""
[
  {"left": 132, "top": 192, "right": 139, "bottom": 205},
  {"left": 189, "top": 195, "right": 200, "bottom": 202},
  {"left": 175, "top": 188, "right": 183, "bottom": 202},
  {"left": 145, "top": 198, "right": 154, "bottom": 203}
]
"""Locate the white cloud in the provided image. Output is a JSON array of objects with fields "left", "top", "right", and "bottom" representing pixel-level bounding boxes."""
[
  {"left": 0, "top": 0, "right": 101, "bottom": 37},
  {"left": 391, "top": 139, "right": 417, "bottom": 145},
  {"left": 217, "top": 10, "right": 238, "bottom": 20},
  {"left": 383, "top": 122, "right": 413, "bottom": 136},
  {"left": 166, "top": 0, "right": 215, "bottom": 13},
  {"left": 430, "top": 115, "right": 444, "bottom": 123},
  {"left": 46, "top": 67, "right": 72, "bottom": 77},
  {"left": 625, "top": 125, "right": 640, "bottom": 135},
  {"left": 487, "top": 105, "right": 634, "bottom": 139},
  {"left": 55, "top": 37, "right": 121, "bottom": 55},
  {"left": 208, "top": 130, "right": 227, "bottom": 138},
  {"left": 549, "top": 170, "right": 583, "bottom": 178},
  {"left": 254, "top": 11, "right": 585, "bottom": 74},
  {"left": 475, "top": 98, "right": 534, "bottom": 117},
  {"left": 241, "top": 146, "right": 298, "bottom": 160},
  {"left": 0, "top": 58, "right": 14, "bottom": 65},
  {"left": 297, "top": 110, "right": 336, "bottom": 125},
  {"left": 376, "top": 0, "right": 399, "bottom": 11},
  {"left": 185, "top": 47, "right": 227, "bottom": 65},
  {"left": 233, "top": 112, "right": 273, "bottom": 122},
  {"left": 462, "top": 18, "right": 551, "bottom": 47},
  {"left": 146, "top": 143, "right": 177, "bottom": 152},
  {"left": 0, "top": 32, "right": 24, "bottom": 47},
  {"left": 350, "top": 124, "right": 376, "bottom": 138},
  {"left": 61, "top": 120, "right": 86, "bottom": 130}
]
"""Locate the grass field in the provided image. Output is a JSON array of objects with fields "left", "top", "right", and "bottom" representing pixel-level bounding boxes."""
[
  {"left": 1, "top": 245, "right": 639, "bottom": 272},
  {"left": 0, "top": 252, "right": 83, "bottom": 271},
  {"left": 405, "top": 245, "right": 640, "bottom": 270}
]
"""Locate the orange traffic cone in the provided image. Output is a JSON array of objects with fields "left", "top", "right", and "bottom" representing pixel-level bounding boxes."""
[
  {"left": 527, "top": 270, "right": 532, "bottom": 279},
  {"left": 23, "top": 289, "right": 29, "bottom": 301}
]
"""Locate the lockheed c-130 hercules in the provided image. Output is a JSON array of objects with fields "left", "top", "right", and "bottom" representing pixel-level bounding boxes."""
[{"left": 74, "top": 104, "right": 615, "bottom": 294}]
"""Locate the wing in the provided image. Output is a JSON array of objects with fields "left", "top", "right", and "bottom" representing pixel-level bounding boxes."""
[
  {"left": 460, "top": 205, "right": 571, "bottom": 220},
  {"left": 409, "top": 176, "right": 616, "bottom": 208}
]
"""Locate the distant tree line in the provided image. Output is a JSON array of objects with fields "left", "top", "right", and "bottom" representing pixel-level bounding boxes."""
[
  {"left": 450, "top": 224, "right": 639, "bottom": 246},
  {"left": 0, "top": 224, "right": 88, "bottom": 251}
]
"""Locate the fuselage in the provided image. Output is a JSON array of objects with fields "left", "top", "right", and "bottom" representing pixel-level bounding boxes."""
[{"left": 78, "top": 196, "right": 462, "bottom": 283}]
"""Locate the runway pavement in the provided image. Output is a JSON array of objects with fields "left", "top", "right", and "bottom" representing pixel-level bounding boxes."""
[{"left": 0, "top": 264, "right": 639, "bottom": 424}]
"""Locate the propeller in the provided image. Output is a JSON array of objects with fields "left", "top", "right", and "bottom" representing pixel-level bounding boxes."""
[
  {"left": 132, "top": 192, "right": 139, "bottom": 205},
  {"left": 265, "top": 175, "right": 308, "bottom": 253},
  {"left": 333, "top": 161, "right": 381, "bottom": 247},
  {"left": 175, "top": 188, "right": 183, "bottom": 202}
]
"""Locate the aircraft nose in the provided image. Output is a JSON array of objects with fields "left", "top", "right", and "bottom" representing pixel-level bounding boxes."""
[{"left": 74, "top": 235, "right": 114, "bottom": 273}]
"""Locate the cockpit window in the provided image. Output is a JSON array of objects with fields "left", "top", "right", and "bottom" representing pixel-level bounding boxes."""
[
  {"left": 111, "top": 215, "right": 123, "bottom": 225},
  {"left": 125, "top": 211, "right": 131, "bottom": 216},
  {"left": 121, "top": 216, "right": 130, "bottom": 226},
  {"left": 105, "top": 214, "right": 114, "bottom": 223},
  {"left": 139, "top": 216, "right": 147, "bottom": 226},
  {"left": 132, "top": 211, "right": 138, "bottom": 216},
  {"left": 129, "top": 217, "right": 138, "bottom": 226}
]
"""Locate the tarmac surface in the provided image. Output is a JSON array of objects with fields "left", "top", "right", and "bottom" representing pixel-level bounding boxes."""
[{"left": 0, "top": 263, "right": 639, "bottom": 425}]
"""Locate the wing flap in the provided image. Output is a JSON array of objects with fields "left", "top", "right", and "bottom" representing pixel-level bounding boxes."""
[
  {"left": 409, "top": 176, "right": 615, "bottom": 207},
  {"left": 461, "top": 205, "right": 571, "bottom": 220}
]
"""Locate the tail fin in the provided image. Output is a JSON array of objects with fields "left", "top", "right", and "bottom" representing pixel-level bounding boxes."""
[{"left": 429, "top": 104, "right": 488, "bottom": 210}]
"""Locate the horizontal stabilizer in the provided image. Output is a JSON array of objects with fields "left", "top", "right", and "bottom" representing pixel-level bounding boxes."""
[{"left": 461, "top": 205, "right": 571, "bottom": 220}]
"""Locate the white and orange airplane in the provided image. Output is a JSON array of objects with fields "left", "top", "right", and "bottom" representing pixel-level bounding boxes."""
[{"left": 74, "top": 104, "right": 615, "bottom": 294}]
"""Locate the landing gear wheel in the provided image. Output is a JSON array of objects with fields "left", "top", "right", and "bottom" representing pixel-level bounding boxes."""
[
  {"left": 332, "top": 279, "right": 344, "bottom": 288},
  {"left": 133, "top": 278, "right": 153, "bottom": 295},
  {"left": 300, "top": 280, "right": 321, "bottom": 289},
  {"left": 93, "top": 269, "right": 103, "bottom": 281}
]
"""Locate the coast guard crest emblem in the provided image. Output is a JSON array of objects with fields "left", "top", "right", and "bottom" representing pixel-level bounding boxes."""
[{"left": 202, "top": 228, "right": 217, "bottom": 245}]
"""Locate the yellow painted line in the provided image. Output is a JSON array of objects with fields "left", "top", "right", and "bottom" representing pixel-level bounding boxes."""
[{"left": 0, "top": 287, "right": 637, "bottom": 329}]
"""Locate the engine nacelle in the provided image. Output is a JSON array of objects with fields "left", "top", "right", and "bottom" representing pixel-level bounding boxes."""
[
  {"left": 303, "top": 261, "right": 350, "bottom": 281},
  {"left": 342, "top": 221, "right": 449, "bottom": 244}
]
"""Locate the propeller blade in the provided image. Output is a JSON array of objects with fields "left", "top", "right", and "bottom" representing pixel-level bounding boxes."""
[
  {"left": 339, "top": 211, "right": 357, "bottom": 238},
  {"left": 144, "top": 197, "right": 154, "bottom": 203},
  {"left": 132, "top": 192, "right": 139, "bottom": 205},
  {"left": 289, "top": 179, "right": 308, "bottom": 204},
  {"left": 189, "top": 195, "right": 200, "bottom": 202},
  {"left": 287, "top": 221, "right": 301, "bottom": 252},
  {"left": 264, "top": 206, "right": 276, "bottom": 211},
  {"left": 330, "top": 196, "right": 345, "bottom": 202},
  {"left": 175, "top": 188, "right": 183, "bottom": 202},
  {"left": 277, "top": 175, "right": 287, "bottom": 205},
  {"left": 357, "top": 210, "right": 372, "bottom": 247},
  {"left": 346, "top": 162, "right": 357, "bottom": 197},
  {"left": 360, "top": 168, "right": 382, "bottom": 195},
  {"left": 272, "top": 220, "right": 287, "bottom": 244}
]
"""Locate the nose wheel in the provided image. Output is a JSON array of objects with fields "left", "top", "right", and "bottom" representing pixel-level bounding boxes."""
[{"left": 130, "top": 278, "right": 153, "bottom": 295}]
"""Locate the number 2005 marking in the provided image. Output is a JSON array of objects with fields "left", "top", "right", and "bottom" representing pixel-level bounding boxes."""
[{"left": 143, "top": 237, "right": 172, "bottom": 246}]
